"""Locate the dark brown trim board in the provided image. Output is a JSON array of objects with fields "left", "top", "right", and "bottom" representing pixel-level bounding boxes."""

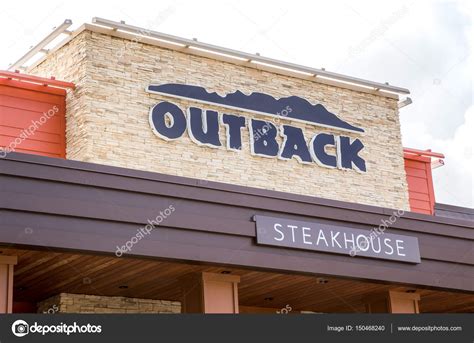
[
  {"left": 1, "top": 152, "right": 473, "bottom": 292},
  {"left": 435, "top": 203, "right": 474, "bottom": 221}
]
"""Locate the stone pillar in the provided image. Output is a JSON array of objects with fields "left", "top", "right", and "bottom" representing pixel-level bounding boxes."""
[
  {"left": 364, "top": 290, "right": 420, "bottom": 313},
  {"left": 0, "top": 256, "right": 17, "bottom": 313},
  {"left": 181, "top": 272, "right": 240, "bottom": 313}
]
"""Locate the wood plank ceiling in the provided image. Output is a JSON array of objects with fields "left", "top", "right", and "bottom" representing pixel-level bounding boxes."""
[{"left": 1, "top": 247, "right": 473, "bottom": 313}]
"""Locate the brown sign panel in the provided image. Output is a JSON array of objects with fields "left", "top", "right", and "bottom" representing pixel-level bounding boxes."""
[{"left": 254, "top": 215, "right": 421, "bottom": 263}]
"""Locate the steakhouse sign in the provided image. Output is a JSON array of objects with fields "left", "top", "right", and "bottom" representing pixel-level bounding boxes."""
[
  {"left": 254, "top": 215, "right": 421, "bottom": 263},
  {"left": 147, "top": 84, "right": 367, "bottom": 172}
]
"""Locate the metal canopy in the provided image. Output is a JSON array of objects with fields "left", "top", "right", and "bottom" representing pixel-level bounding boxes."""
[
  {"left": 8, "top": 19, "right": 73, "bottom": 71},
  {"left": 92, "top": 17, "right": 410, "bottom": 95},
  {"left": 7, "top": 17, "right": 410, "bottom": 96}
]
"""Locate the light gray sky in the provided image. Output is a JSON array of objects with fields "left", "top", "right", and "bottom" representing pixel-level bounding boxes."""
[{"left": 1, "top": 0, "right": 472, "bottom": 207}]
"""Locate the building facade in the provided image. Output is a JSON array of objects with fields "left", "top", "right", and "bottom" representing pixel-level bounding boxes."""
[{"left": 0, "top": 18, "right": 472, "bottom": 314}]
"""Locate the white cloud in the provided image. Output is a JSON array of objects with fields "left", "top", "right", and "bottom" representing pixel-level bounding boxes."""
[{"left": 402, "top": 106, "right": 473, "bottom": 207}]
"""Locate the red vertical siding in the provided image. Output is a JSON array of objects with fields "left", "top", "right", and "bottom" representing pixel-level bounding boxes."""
[{"left": 0, "top": 73, "right": 73, "bottom": 159}]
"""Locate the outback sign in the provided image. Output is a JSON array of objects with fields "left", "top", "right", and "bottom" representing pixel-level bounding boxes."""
[
  {"left": 147, "top": 84, "right": 367, "bottom": 172},
  {"left": 254, "top": 215, "right": 421, "bottom": 263}
]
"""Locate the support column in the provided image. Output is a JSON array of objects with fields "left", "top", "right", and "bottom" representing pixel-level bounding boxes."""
[
  {"left": 0, "top": 256, "right": 17, "bottom": 313},
  {"left": 364, "top": 290, "right": 420, "bottom": 313},
  {"left": 181, "top": 272, "right": 240, "bottom": 313}
]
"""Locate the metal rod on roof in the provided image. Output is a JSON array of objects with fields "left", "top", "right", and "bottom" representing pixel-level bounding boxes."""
[
  {"left": 398, "top": 97, "right": 413, "bottom": 108},
  {"left": 0, "top": 70, "right": 76, "bottom": 89},
  {"left": 92, "top": 17, "right": 410, "bottom": 95},
  {"left": 8, "top": 19, "right": 73, "bottom": 71},
  {"left": 403, "top": 148, "right": 445, "bottom": 159}
]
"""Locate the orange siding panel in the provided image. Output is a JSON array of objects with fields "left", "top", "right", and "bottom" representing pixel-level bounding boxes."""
[
  {"left": 406, "top": 175, "right": 430, "bottom": 193},
  {"left": 404, "top": 166, "right": 427, "bottom": 178},
  {"left": 404, "top": 159, "right": 429, "bottom": 170},
  {"left": 404, "top": 154, "right": 436, "bottom": 215},
  {"left": 0, "top": 79, "right": 67, "bottom": 158},
  {"left": 407, "top": 191, "right": 431, "bottom": 202}
]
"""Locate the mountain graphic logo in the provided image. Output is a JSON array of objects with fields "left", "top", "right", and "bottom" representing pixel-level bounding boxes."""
[{"left": 146, "top": 84, "right": 364, "bottom": 133}]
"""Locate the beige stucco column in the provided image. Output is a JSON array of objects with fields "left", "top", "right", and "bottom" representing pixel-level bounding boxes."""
[
  {"left": 364, "top": 290, "right": 420, "bottom": 313},
  {"left": 0, "top": 256, "right": 17, "bottom": 313},
  {"left": 181, "top": 272, "right": 240, "bottom": 313}
]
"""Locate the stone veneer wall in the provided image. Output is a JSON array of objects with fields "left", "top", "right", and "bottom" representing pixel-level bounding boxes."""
[
  {"left": 30, "top": 29, "right": 409, "bottom": 210},
  {"left": 37, "top": 293, "right": 181, "bottom": 313}
]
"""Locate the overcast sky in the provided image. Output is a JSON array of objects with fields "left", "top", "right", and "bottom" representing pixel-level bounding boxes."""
[{"left": 1, "top": 0, "right": 472, "bottom": 207}]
